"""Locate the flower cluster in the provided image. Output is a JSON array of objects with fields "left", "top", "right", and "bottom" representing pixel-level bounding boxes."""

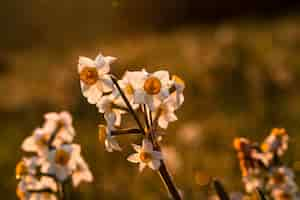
[
  {"left": 234, "top": 128, "right": 299, "bottom": 200},
  {"left": 78, "top": 53, "right": 184, "bottom": 171},
  {"left": 78, "top": 52, "right": 184, "bottom": 199},
  {"left": 16, "top": 111, "right": 93, "bottom": 200}
]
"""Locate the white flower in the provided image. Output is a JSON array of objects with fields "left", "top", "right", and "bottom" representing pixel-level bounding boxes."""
[
  {"left": 96, "top": 95, "right": 126, "bottom": 127},
  {"left": 78, "top": 53, "right": 116, "bottom": 104},
  {"left": 22, "top": 128, "right": 52, "bottom": 156},
  {"left": 268, "top": 167, "right": 297, "bottom": 191},
  {"left": 98, "top": 125, "right": 122, "bottom": 152},
  {"left": 16, "top": 176, "right": 38, "bottom": 200},
  {"left": 243, "top": 175, "right": 263, "bottom": 193},
  {"left": 127, "top": 139, "right": 162, "bottom": 172},
  {"left": 155, "top": 93, "right": 178, "bottom": 129},
  {"left": 41, "top": 144, "right": 80, "bottom": 182},
  {"left": 128, "top": 70, "right": 171, "bottom": 111},
  {"left": 43, "top": 111, "right": 75, "bottom": 144},
  {"left": 72, "top": 156, "right": 93, "bottom": 187},
  {"left": 16, "top": 157, "right": 41, "bottom": 179},
  {"left": 261, "top": 128, "right": 288, "bottom": 156},
  {"left": 116, "top": 71, "right": 140, "bottom": 109}
]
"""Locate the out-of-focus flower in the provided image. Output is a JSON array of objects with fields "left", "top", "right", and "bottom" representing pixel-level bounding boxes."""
[
  {"left": 268, "top": 167, "right": 295, "bottom": 188},
  {"left": 16, "top": 156, "right": 40, "bottom": 179},
  {"left": 43, "top": 111, "right": 75, "bottom": 143},
  {"left": 176, "top": 122, "right": 202, "bottom": 145},
  {"left": 78, "top": 53, "right": 116, "bottom": 104},
  {"left": 127, "top": 139, "right": 163, "bottom": 172},
  {"left": 41, "top": 144, "right": 80, "bottom": 182},
  {"left": 261, "top": 128, "right": 288, "bottom": 157},
  {"left": 129, "top": 70, "right": 171, "bottom": 111},
  {"left": 98, "top": 125, "right": 122, "bottom": 152},
  {"left": 161, "top": 146, "right": 181, "bottom": 173},
  {"left": 22, "top": 128, "right": 52, "bottom": 156},
  {"left": 96, "top": 94, "right": 126, "bottom": 127},
  {"left": 72, "top": 156, "right": 93, "bottom": 187}
]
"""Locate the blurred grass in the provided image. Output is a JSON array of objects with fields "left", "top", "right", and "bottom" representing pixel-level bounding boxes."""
[{"left": 1, "top": 16, "right": 300, "bottom": 199}]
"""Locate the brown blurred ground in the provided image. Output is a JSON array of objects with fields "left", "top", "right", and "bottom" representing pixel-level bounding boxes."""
[{"left": 1, "top": 1, "right": 300, "bottom": 199}]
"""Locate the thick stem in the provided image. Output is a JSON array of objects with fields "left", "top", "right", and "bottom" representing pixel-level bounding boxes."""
[
  {"left": 111, "top": 76, "right": 145, "bottom": 135},
  {"left": 158, "top": 161, "right": 182, "bottom": 200}
]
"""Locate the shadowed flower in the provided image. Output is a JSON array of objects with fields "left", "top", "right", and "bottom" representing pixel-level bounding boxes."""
[
  {"left": 41, "top": 144, "right": 80, "bottom": 181},
  {"left": 72, "top": 156, "right": 93, "bottom": 187},
  {"left": 98, "top": 124, "right": 122, "bottom": 152}
]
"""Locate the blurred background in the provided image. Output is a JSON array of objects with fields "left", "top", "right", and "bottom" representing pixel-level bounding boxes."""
[{"left": 2, "top": 0, "right": 300, "bottom": 199}]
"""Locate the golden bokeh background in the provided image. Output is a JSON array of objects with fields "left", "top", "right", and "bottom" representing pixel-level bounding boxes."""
[{"left": 1, "top": 0, "right": 300, "bottom": 199}]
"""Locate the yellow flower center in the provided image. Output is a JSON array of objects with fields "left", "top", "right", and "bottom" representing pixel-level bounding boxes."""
[
  {"left": 261, "top": 143, "right": 269, "bottom": 152},
  {"left": 125, "top": 84, "right": 134, "bottom": 95},
  {"left": 144, "top": 77, "right": 161, "bottom": 95},
  {"left": 54, "top": 149, "right": 70, "bottom": 166},
  {"left": 16, "top": 161, "right": 27, "bottom": 179},
  {"left": 139, "top": 151, "right": 152, "bottom": 163},
  {"left": 79, "top": 67, "right": 99, "bottom": 85},
  {"left": 16, "top": 188, "right": 26, "bottom": 199},
  {"left": 172, "top": 75, "right": 185, "bottom": 88},
  {"left": 98, "top": 125, "right": 107, "bottom": 143}
]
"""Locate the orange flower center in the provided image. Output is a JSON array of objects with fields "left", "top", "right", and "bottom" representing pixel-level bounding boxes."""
[
  {"left": 139, "top": 151, "right": 152, "bottom": 163},
  {"left": 79, "top": 67, "right": 99, "bottom": 85},
  {"left": 55, "top": 149, "right": 70, "bottom": 166},
  {"left": 144, "top": 77, "right": 161, "bottom": 95},
  {"left": 16, "top": 161, "right": 27, "bottom": 179}
]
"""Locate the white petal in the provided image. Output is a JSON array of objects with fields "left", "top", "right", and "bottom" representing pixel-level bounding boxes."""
[
  {"left": 127, "top": 153, "right": 140, "bottom": 163},
  {"left": 78, "top": 56, "right": 95, "bottom": 67},
  {"left": 158, "top": 116, "right": 169, "bottom": 129},
  {"left": 153, "top": 70, "right": 170, "bottom": 85},
  {"left": 142, "top": 139, "right": 153, "bottom": 152},
  {"left": 139, "top": 162, "right": 146, "bottom": 172},
  {"left": 133, "top": 89, "right": 146, "bottom": 104},
  {"left": 148, "top": 159, "right": 161, "bottom": 170},
  {"left": 131, "top": 144, "right": 141, "bottom": 152},
  {"left": 152, "top": 151, "right": 163, "bottom": 160}
]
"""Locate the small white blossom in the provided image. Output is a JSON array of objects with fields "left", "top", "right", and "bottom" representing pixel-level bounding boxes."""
[
  {"left": 78, "top": 53, "right": 116, "bottom": 104},
  {"left": 128, "top": 70, "right": 171, "bottom": 111},
  {"left": 22, "top": 128, "right": 52, "bottom": 156},
  {"left": 155, "top": 93, "right": 178, "bottom": 129},
  {"left": 41, "top": 144, "right": 81, "bottom": 182},
  {"left": 72, "top": 156, "right": 93, "bottom": 187},
  {"left": 96, "top": 95, "right": 126, "bottom": 127},
  {"left": 98, "top": 125, "right": 122, "bottom": 152},
  {"left": 127, "top": 139, "right": 163, "bottom": 172}
]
